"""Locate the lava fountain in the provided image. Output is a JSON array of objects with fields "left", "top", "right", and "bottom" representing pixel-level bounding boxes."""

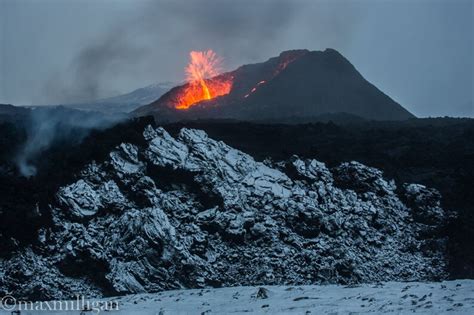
[{"left": 175, "top": 50, "right": 233, "bottom": 110}]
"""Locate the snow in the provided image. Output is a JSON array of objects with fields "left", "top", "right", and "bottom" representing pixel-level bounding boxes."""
[
  {"left": 6, "top": 280, "right": 473, "bottom": 314},
  {"left": 57, "top": 179, "right": 101, "bottom": 218},
  {"left": 0, "top": 126, "right": 452, "bottom": 300},
  {"left": 62, "top": 82, "right": 175, "bottom": 114}
]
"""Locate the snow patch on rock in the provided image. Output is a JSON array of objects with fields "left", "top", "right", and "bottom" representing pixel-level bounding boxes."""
[{"left": 0, "top": 126, "right": 450, "bottom": 300}]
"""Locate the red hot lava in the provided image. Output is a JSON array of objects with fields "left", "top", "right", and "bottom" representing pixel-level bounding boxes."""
[
  {"left": 243, "top": 50, "right": 308, "bottom": 98},
  {"left": 172, "top": 49, "right": 307, "bottom": 110},
  {"left": 175, "top": 50, "right": 232, "bottom": 110}
]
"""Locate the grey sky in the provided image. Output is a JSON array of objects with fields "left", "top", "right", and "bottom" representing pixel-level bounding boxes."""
[{"left": 0, "top": 0, "right": 472, "bottom": 117}]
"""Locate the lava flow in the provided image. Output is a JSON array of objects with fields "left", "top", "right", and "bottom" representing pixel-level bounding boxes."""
[
  {"left": 244, "top": 80, "right": 266, "bottom": 98},
  {"left": 175, "top": 50, "right": 232, "bottom": 110},
  {"left": 243, "top": 50, "right": 308, "bottom": 99}
]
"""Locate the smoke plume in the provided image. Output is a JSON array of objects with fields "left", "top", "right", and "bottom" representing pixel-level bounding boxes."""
[
  {"left": 43, "top": 0, "right": 301, "bottom": 103},
  {"left": 42, "top": 0, "right": 365, "bottom": 105},
  {"left": 16, "top": 107, "right": 123, "bottom": 176}
]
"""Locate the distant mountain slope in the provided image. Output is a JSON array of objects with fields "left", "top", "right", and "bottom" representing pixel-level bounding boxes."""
[
  {"left": 135, "top": 49, "right": 415, "bottom": 122},
  {"left": 64, "top": 82, "right": 174, "bottom": 114},
  {"left": 0, "top": 104, "right": 30, "bottom": 122}
]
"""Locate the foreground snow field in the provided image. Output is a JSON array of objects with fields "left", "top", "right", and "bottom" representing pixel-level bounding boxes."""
[{"left": 4, "top": 280, "right": 472, "bottom": 315}]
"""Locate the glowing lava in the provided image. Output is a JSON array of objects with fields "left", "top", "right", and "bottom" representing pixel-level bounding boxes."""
[
  {"left": 175, "top": 50, "right": 232, "bottom": 110},
  {"left": 243, "top": 50, "right": 307, "bottom": 99},
  {"left": 244, "top": 80, "right": 266, "bottom": 98}
]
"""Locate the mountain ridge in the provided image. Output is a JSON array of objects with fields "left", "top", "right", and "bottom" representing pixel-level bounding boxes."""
[
  {"left": 135, "top": 49, "right": 415, "bottom": 122},
  {"left": 34, "top": 83, "right": 174, "bottom": 114}
]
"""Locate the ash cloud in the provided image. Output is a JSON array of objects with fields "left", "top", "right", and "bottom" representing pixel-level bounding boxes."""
[
  {"left": 42, "top": 27, "right": 148, "bottom": 104},
  {"left": 43, "top": 0, "right": 365, "bottom": 105},
  {"left": 43, "top": 0, "right": 302, "bottom": 104}
]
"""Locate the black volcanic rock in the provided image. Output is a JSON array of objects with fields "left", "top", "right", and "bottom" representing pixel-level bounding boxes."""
[
  {"left": 0, "top": 126, "right": 447, "bottom": 299},
  {"left": 135, "top": 49, "right": 414, "bottom": 122}
]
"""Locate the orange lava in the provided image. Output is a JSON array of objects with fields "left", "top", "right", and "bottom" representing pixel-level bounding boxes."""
[{"left": 175, "top": 50, "right": 232, "bottom": 110}]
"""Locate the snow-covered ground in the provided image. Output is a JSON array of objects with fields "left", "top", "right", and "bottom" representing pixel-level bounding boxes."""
[{"left": 5, "top": 280, "right": 473, "bottom": 314}]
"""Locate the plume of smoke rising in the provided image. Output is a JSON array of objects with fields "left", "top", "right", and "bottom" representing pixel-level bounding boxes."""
[
  {"left": 42, "top": 0, "right": 365, "bottom": 105},
  {"left": 43, "top": 0, "right": 302, "bottom": 104},
  {"left": 16, "top": 107, "right": 123, "bottom": 176},
  {"left": 42, "top": 28, "right": 148, "bottom": 104}
]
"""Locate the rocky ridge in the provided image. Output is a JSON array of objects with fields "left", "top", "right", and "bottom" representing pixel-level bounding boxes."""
[{"left": 0, "top": 126, "right": 447, "bottom": 300}]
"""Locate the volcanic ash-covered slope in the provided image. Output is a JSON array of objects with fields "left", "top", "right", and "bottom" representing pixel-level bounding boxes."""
[
  {"left": 0, "top": 126, "right": 447, "bottom": 300},
  {"left": 136, "top": 49, "right": 414, "bottom": 121}
]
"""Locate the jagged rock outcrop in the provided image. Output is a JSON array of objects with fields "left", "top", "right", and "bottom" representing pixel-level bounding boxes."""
[
  {"left": 403, "top": 183, "right": 446, "bottom": 226},
  {"left": 0, "top": 126, "right": 448, "bottom": 300}
]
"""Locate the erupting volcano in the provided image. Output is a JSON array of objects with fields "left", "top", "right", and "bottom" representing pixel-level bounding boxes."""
[
  {"left": 175, "top": 50, "right": 232, "bottom": 109},
  {"left": 135, "top": 48, "right": 414, "bottom": 122}
]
